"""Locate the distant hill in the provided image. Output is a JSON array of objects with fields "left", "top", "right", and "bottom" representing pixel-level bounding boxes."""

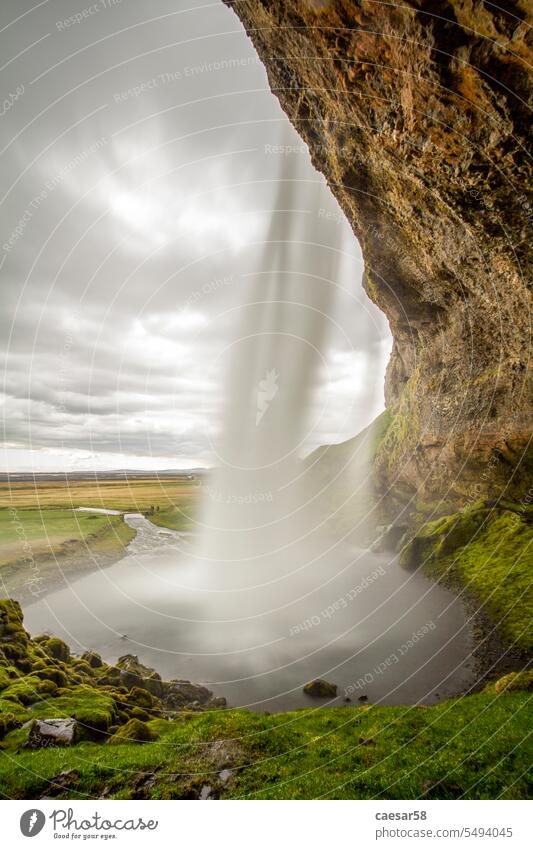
[{"left": 0, "top": 469, "right": 209, "bottom": 482}]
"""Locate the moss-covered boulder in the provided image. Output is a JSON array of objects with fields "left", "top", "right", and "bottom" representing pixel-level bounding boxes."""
[
  {"left": 81, "top": 651, "right": 103, "bottom": 669},
  {"left": 303, "top": 679, "right": 338, "bottom": 698},
  {"left": 115, "top": 655, "right": 164, "bottom": 697},
  {"left": 108, "top": 718, "right": 157, "bottom": 745},
  {"left": 0, "top": 600, "right": 30, "bottom": 666},
  {"left": 2, "top": 674, "right": 57, "bottom": 705},
  {"left": 34, "top": 667, "right": 69, "bottom": 688},
  {"left": 43, "top": 637, "right": 70, "bottom": 663},
  {"left": 492, "top": 671, "right": 533, "bottom": 694},
  {"left": 0, "top": 710, "right": 24, "bottom": 739},
  {"left": 127, "top": 687, "right": 154, "bottom": 709},
  {"left": 129, "top": 707, "right": 151, "bottom": 722}
]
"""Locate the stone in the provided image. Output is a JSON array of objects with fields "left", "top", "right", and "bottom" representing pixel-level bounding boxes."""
[
  {"left": 81, "top": 651, "right": 103, "bottom": 669},
  {"left": 223, "top": 0, "right": 532, "bottom": 507},
  {"left": 108, "top": 718, "right": 157, "bottom": 744},
  {"left": 43, "top": 638, "right": 70, "bottom": 663},
  {"left": 26, "top": 718, "right": 77, "bottom": 748},
  {"left": 303, "top": 679, "right": 337, "bottom": 698},
  {"left": 164, "top": 680, "right": 214, "bottom": 709},
  {"left": 115, "top": 655, "right": 164, "bottom": 697}
]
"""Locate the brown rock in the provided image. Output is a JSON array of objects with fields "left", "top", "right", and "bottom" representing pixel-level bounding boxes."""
[{"left": 223, "top": 0, "right": 532, "bottom": 507}]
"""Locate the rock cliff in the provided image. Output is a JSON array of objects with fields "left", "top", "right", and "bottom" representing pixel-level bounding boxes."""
[{"left": 224, "top": 0, "right": 532, "bottom": 509}]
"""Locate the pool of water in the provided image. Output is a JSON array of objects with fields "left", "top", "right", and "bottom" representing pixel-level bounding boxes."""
[{"left": 23, "top": 514, "right": 476, "bottom": 712}]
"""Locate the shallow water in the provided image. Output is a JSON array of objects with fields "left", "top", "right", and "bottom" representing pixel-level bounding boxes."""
[{"left": 22, "top": 514, "right": 476, "bottom": 712}]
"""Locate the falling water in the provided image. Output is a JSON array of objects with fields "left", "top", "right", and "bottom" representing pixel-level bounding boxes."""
[{"left": 23, "top": 128, "right": 476, "bottom": 711}]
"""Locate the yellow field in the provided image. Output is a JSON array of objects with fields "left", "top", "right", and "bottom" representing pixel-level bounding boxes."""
[
  {"left": 0, "top": 478, "right": 201, "bottom": 512},
  {"left": 0, "top": 478, "right": 201, "bottom": 601}
]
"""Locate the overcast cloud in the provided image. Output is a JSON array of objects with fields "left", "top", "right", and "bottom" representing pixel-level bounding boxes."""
[{"left": 0, "top": 0, "right": 391, "bottom": 472}]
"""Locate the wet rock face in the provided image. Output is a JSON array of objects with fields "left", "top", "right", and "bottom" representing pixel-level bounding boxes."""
[{"left": 224, "top": 0, "right": 532, "bottom": 506}]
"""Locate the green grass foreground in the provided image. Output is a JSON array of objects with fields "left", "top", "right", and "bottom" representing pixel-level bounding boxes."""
[{"left": 1, "top": 689, "right": 531, "bottom": 800}]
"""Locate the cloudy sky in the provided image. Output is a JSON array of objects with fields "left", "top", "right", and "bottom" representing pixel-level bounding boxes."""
[{"left": 1, "top": 0, "right": 391, "bottom": 472}]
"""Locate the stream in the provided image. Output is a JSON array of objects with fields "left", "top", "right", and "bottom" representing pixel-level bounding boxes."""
[{"left": 22, "top": 512, "right": 477, "bottom": 712}]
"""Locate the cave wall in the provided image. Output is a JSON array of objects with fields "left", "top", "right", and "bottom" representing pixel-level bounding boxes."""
[{"left": 223, "top": 0, "right": 532, "bottom": 509}]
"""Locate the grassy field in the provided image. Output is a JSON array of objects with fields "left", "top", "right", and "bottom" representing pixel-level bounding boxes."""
[
  {"left": 0, "top": 478, "right": 201, "bottom": 514},
  {"left": 0, "top": 478, "right": 201, "bottom": 602},
  {"left": 0, "top": 508, "right": 136, "bottom": 602}
]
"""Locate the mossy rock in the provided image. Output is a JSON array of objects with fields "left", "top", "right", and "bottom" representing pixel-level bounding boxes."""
[
  {"left": 2, "top": 675, "right": 54, "bottom": 706},
  {"left": 43, "top": 637, "right": 70, "bottom": 663},
  {"left": 34, "top": 667, "right": 69, "bottom": 688},
  {"left": 127, "top": 687, "right": 154, "bottom": 709},
  {"left": 0, "top": 711, "right": 24, "bottom": 740},
  {"left": 40, "top": 689, "right": 118, "bottom": 738},
  {"left": 35, "top": 679, "right": 58, "bottom": 697},
  {"left": 108, "top": 718, "right": 157, "bottom": 745},
  {"left": 303, "top": 679, "right": 338, "bottom": 698},
  {"left": 81, "top": 651, "right": 103, "bottom": 669},
  {"left": 0, "top": 667, "right": 13, "bottom": 691},
  {"left": 401, "top": 508, "right": 533, "bottom": 651},
  {"left": 0, "top": 600, "right": 26, "bottom": 636},
  {"left": 130, "top": 707, "right": 151, "bottom": 721},
  {"left": 115, "top": 655, "right": 164, "bottom": 697},
  {"left": 71, "top": 660, "right": 95, "bottom": 678},
  {"left": 492, "top": 671, "right": 533, "bottom": 694}
]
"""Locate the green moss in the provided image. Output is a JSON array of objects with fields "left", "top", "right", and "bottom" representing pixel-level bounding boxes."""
[
  {"left": 0, "top": 667, "right": 13, "bottom": 690},
  {"left": 108, "top": 718, "right": 157, "bottom": 745},
  {"left": 126, "top": 687, "right": 154, "bottom": 709},
  {"left": 491, "top": 671, "right": 533, "bottom": 694},
  {"left": 129, "top": 707, "right": 151, "bottom": 722},
  {"left": 34, "top": 688, "right": 118, "bottom": 736},
  {"left": 375, "top": 370, "right": 421, "bottom": 478},
  {"left": 2, "top": 674, "right": 57, "bottom": 706},
  {"left": 43, "top": 637, "right": 70, "bottom": 663},
  {"left": 401, "top": 507, "right": 533, "bottom": 650},
  {"left": 34, "top": 667, "right": 69, "bottom": 688}
]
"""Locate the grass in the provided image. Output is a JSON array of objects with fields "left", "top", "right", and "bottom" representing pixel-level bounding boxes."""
[
  {"left": 0, "top": 690, "right": 531, "bottom": 799},
  {"left": 400, "top": 503, "right": 533, "bottom": 651},
  {"left": 148, "top": 501, "right": 199, "bottom": 533},
  {"left": 303, "top": 410, "right": 393, "bottom": 537},
  {"left": 0, "top": 508, "right": 135, "bottom": 602},
  {"left": 0, "top": 478, "right": 201, "bottom": 513},
  {"left": 0, "top": 478, "right": 201, "bottom": 600}
]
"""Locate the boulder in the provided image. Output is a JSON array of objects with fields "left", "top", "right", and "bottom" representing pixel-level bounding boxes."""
[
  {"left": 303, "top": 679, "right": 338, "bottom": 698},
  {"left": 81, "top": 651, "right": 103, "bottom": 669},
  {"left": 108, "top": 718, "right": 157, "bottom": 745},
  {"left": 115, "top": 655, "right": 164, "bottom": 697},
  {"left": 43, "top": 637, "right": 70, "bottom": 663},
  {"left": 163, "top": 679, "right": 214, "bottom": 709},
  {"left": 26, "top": 718, "right": 77, "bottom": 748}
]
